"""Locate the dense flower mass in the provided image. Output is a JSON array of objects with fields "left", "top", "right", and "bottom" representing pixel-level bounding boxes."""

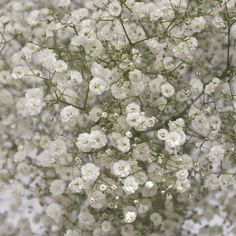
[{"left": 1, "top": 0, "right": 236, "bottom": 235}]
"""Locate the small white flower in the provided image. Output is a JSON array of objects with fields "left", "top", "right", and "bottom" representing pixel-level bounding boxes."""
[
  {"left": 129, "top": 69, "right": 142, "bottom": 83},
  {"left": 71, "top": 8, "right": 89, "bottom": 24},
  {"left": 81, "top": 163, "right": 100, "bottom": 182},
  {"left": 49, "top": 139, "right": 67, "bottom": 157},
  {"left": 76, "top": 133, "right": 92, "bottom": 152},
  {"left": 150, "top": 212, "right": 162, "bottom": 226},
  {"left": 89, "top": 77, "right": 109, "bottom": 95},
  {"left": 175, "top": 179, "right": 191, "bottom": 192},
  {"left": 161, "top": 83, "right": 175, "bottom": 98},
  {"left": 219, "top": 174, "right": 234, "bottom": 189},
  {"left": 25, "top": 88, "right": 44, "bottom": 100},
  {"left": 190, "top": 16, "right": 206, "bottom": 33},
  {"left": 145, "top": 181, "right": 154, "bottom": 189},
  {"left": 122, "top": 176, "right": 139, "bottom": 194},
  {"left": 126, "top": 103, "right": 141, "bottom": 114},
  {"left": 69, "top": 70, "right": 83, "bottom": 84},
  {"left": 89, "top": 190, "right": 106, "bottom": 209},
  {"left": 126, "top": 112, "right": 142, "bottom": 127},
  {"left": 157, "top": 129, "right": 168, "bottom": 140},
  {"left": 101, "top": 221, "right": 112, "bottom": 232},
  {"left": 68, "top": 177, "right": 85, "bottom": 193},
  {"left": 124, "top": 211, "right": 137, "bottom": 223},
  {"left": 175, "top": 169, "right": 189, "bottom": 180},
  {"left": 90, "top": 130, "right": 108, "bottom": 149},
  {"left": 113, "top": 160, "right": 131, "bottom": 178},
  {"left": 190, "top": 78, "right": 203, "bottom": 96},
  {"left": 108, "top": 1, "right": 122, "bottom": 17},
  {"left": 206, "top": 174, "right": 219, "bottom": 190},
  {"left": 165, "top": 131, "right": 182, "bottom": 148},
  {"left": 89, "top": 107, "right": 103, "bottom": 122},
  {"left": 209, "top": 145, "right": 225, "bottom": 162},
  {"left": 27, "top": 10, "right": 40, "bottom": 26},
  {"left": 60, "top": 105, "right": 80, "bottom": 123},
  {"left": 116, "top": 136, "right": 130, "bottom": 153},
  {"left": 11, "top": 66, "right": 25, "bottom": 79},
  {"left": 24, "top": 98, "right": 44, "bottom": 116}
]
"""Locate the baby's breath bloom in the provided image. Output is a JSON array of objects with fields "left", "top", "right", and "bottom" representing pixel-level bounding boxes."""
[{"left": 81, "top": 163, "right": 100, "bottom": 182}]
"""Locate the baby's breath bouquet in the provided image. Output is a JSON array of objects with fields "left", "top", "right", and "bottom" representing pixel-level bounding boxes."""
[{"left": 1, "top": 0, "right": 236, "bottom": 235}]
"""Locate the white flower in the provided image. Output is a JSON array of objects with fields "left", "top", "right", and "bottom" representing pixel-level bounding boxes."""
[
  {"left": 90, "top": 130, "right": 108, "bottom": 149},
  {"left": 213, "top": 16, "right": 226, "bottom": 29},
  {"left": 25, "top": 88, "right": 44, "bottom": 100},
  {"left": 124, "top": 211, "right": 137, "bottom": 223},
  {"left": 186, "top": 37, "right": 198, "bottom": 50},
  {"left": 70, "top": 70, "right": 83, "bottom": 84},
  {"left": 157, "top": 129, "right": 169, "bottom": 140},
  {"left": 89, "top": 190, "right": 106, "bottom": 209},
  {"left": 206, "top": 174, "right": 219, "bottom": 190},
  {"left": 191, "top": 114, "right": 210, "bottom": 136},
  {"left": 126, "top": 103, "right": 141, "bottom": 114},
  {"left": 168, "top": 118, "right": 185, "bottom": 131},
  {"left": 190, "top": 16, "right": 206, "bottom": 33},
  {"left": 81, "top": 163, "right": 100, "bottom": 182},
  {"left": 163, "top": 56, "right": 175, "bottom": 71},
  {"left": 60, "top": 105, "right": 80, "bottom": 123},
  {"left": 49, "top": 139, "right": 67, "bottom": 157},
  {"left": 129, "top": 69, "right": 142, "bottom": 83},
  {"left": 122, "top": 176, "right": 139, "bottom": 194},
  {"left": 205, "top": 77, "right": 221, "bottom": 95},
  {"left": 71, "top": 9, "right": 89, "bottom": 24},
  {"left": 24, "top": 98, "right": 44, "bottom": 116},
  {"left": 175, "top": 179, "right": 191, "bottom": 192},
  {"left": 210, "top": 115, "right": 222, "bottom": 131},
  {"left": 11, "top": 66, "right": 25, "bottom": 79},
  {"left": 190, "top": 78, "right": 203, "bottom": 96},
  {"left": 27, "top": 10, "right": 40, "bottom": 26},
  {"left": 219, "top": 174, "right": 234, "bottom": 189},
  {"left": 126, "top": 112, "right": 142, "bottom": 127},
  {"left": 78, "top": 211, "right": 95, "bottom": 227},
  {"left": 89, "top": 77, "right": 109, "bottom": 95},
  {"left": 101, "top": 221, "right": 112, "bottom": 233},
  {"left": 150, "top": 212, "right": 162, "bottom": 226},
  {"left": 113, "top": 160, "right": 131, "bottom": 177},
  {"left": 68, "top": 177, "right": 85, "bottom": 193},
  {"left": 89, "top": 107, "right": 103, "bottom": 122},
  {"left": 37, "top": 49, "right": 57, "bottom": 71},
  {"left": 165, "top": 131, "right": 182, "bottom": 148},
  {"left": 209, "top": 145, "right": 225, "bottom": 162},
  {"left": 45, "top": 203, "right": 63, "bottom": 221},
  {"left": 49, "top": 180, "right": 66, "bottom": 196},
  {"left": 175, "top": 169, "right": 189, "bottom": 180},
  {"left": 116, "top": 136, "right": 130, "bottom": 153},
  {"left": 76, "top": 133, "right": 92, "bottom": 152},
  {"left": 108, "top": 1, "right": 122, "bottom": 17},
  {"left": 161, "top": 83, "right": 175, "bottom": 98},
  {"left": 145, "top": 181, "right": 154, "bottom": 189}
]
